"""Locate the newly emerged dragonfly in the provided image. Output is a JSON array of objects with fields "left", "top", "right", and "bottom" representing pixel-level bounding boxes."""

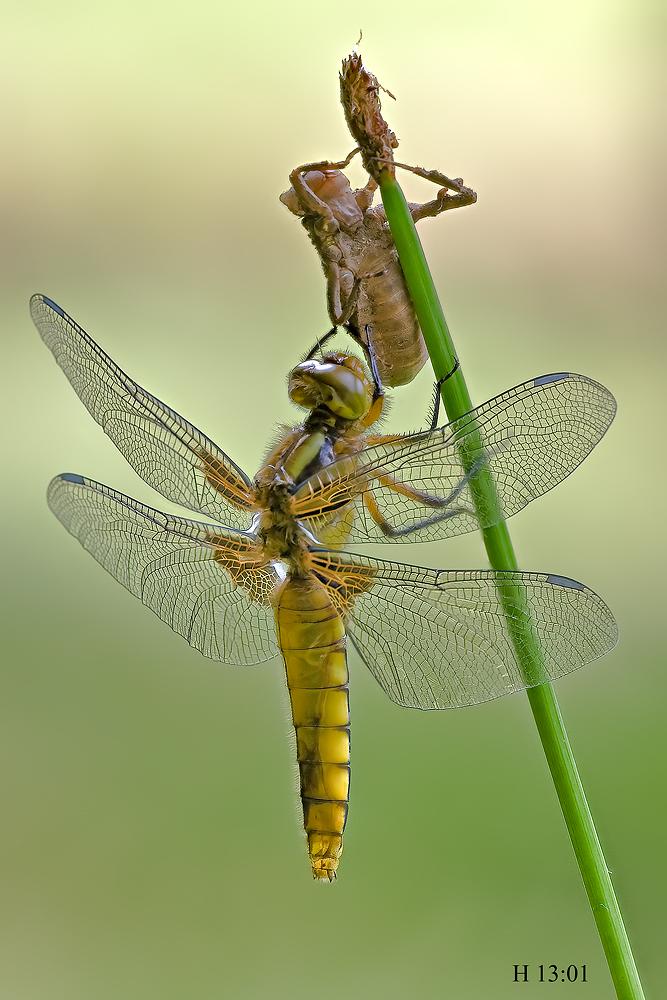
[{"left": 32, "top": 294, "right": 617, "bottom": 881}]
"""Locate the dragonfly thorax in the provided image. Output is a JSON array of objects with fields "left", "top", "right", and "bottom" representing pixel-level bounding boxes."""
[{"left": 255, "top": 478, "right": 309, "bottom": 568}]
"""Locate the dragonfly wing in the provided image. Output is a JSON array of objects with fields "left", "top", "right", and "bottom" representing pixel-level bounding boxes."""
[
  {"left": 32, "top": 294, "right": 255, "bottom": 527},
  {"left": 48, "top": 474, "right": 279, "bottom": 664},
  {"left": 310, "top": 550, "right": 617, "bottom": 710},
  {"left": 293, "top": 374, "right": 616, "bottom": 544}
]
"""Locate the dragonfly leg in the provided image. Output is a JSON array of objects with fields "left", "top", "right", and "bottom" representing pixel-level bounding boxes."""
[
  {"left": 363, "top": 491, "right": 395, "bottom": 534},
  {"left": 284, "top": 152, "right": 358, "bottom": 223},
  {"left": 304, "top": 327, "right": 339, "bottom": 361},
  {"left": 359, "top": 324, "right": 385, "bottom": 399},
  {"left": 365, "top": 326, "right": 385, "bottom": 400},
  {"left": 364, "top": 490, "right": 475, "bottom": 538},
  {"left": 364, "top": 446, "right": 495, "bottom": 535},
  {"left": 387, "top": 505, "right": 476, "bottom": 537},
  {"left": 354, "top": 174, "right": 378, "bottom": 213},
  {"left": 339, "top": 321, "right": 386, "bottom": 402},
  {"left": 324, "top": 260, "right": 362, "bottom": 326},
  {"left": 292, "top": 148, "right": 361, "bottom": 175},
  {"left": 372, "top": 157, "right": 467, "bottom": 192},
  {"left": 428, "top": 358, "right": 461, "bottom": 429},
  {"left": 364, "top": 431, "right": 405, "bottom": 446},
  {"left": 368, "top": 436, "right": 512, "bottom": 536},
  {"left": 371, "top": 157, "right": 477, "bottom": 222},
  {"left": 377, "top": 466, "right": 478, "bottom": 510},
  {"left": 284, "top": 150, "right": 362, "bottom": 219},
  {"left": 409, "top": 184, "right": 477, "bottom": 222}
]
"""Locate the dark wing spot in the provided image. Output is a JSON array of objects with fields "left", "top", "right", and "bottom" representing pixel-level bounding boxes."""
[
  {"left": 40, "top": 295, "right": 66, "bottom": 318},
  {"left": 546, "top": 574, "right": 585, "bottom": 591},
  {"left": 533, "top": 373, "right": 570, "bottom": 386}
]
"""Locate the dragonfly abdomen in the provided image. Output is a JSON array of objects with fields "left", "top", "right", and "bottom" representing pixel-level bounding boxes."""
[
  {"left": 359, "top": 259, "right": 428, "bottom": 387},
  {"left": 274, "top": 576, "right": 350, "bottom": 881}
]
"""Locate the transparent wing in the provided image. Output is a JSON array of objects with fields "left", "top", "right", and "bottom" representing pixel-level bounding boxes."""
[
  {"left": 293, "top": 374, "right": 616, "bottom": 544},
  {"left": 310, "top": 550, "right": 617, "bottom": 709},
  {"left": 48, "top": 474, "right": 279, "bottom": 664},
  {"left": 32, "top": 294, "right": 255, "bottom": 527}
]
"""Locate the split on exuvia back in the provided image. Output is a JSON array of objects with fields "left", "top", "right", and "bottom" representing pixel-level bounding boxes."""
[{"left": 31, "top": 293, "right": 618, "bottom": 881}]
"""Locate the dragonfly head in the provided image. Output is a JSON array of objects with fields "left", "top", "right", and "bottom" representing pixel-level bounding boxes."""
[
  {"left": 288, "top": 352, "right": 375, "bottom": 421},
  {"left": 280, "top": 170, "right": 364, "bottom": 231}
]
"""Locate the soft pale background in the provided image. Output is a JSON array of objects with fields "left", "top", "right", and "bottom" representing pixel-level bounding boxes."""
[{"left": 1, "top": 1, "right": 664, "bottom": 997}]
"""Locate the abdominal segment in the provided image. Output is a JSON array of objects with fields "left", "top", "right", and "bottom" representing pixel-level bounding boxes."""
[
  {"left": 274, "top": 577, "right": 350, "bottom": 881},
  {"left": 358, "top": 258, "right": 428, "bottom": 387}
]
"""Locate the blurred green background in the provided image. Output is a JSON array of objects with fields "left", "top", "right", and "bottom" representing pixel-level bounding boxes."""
[{"left": 2, "top": 1, "right": 664, "bottom": 997}]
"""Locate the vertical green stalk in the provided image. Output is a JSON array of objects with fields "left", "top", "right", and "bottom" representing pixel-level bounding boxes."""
[{"left": 379, "top": 173, "right": 644, "bottom": 1000}]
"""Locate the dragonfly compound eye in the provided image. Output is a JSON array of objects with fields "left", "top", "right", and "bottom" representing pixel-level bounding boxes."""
[{"left": 288, "top": 358, "right": 373, "bottom": 420}]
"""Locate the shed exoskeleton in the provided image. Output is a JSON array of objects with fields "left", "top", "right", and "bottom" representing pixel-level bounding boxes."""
[{"left": 280, "top": 149, "right": 477, "bottom": 387}]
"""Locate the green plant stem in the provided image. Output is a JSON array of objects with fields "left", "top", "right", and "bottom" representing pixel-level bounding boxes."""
[{"left": 379, "top": 172, "right": 644, "bottom": 1000}]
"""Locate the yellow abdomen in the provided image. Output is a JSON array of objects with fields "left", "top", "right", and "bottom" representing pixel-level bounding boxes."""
[{"left": 274, "top": 576, "right": 350, "bottom": 881}]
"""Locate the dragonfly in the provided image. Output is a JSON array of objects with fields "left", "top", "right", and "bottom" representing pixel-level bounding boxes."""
[{"left": 31, "top": 293, "right": 618, "bottom": 881}]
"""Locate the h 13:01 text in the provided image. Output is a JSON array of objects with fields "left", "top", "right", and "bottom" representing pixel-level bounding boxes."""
[{"left": 513, "top": 964, "right": 587, "bottom": 983}]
